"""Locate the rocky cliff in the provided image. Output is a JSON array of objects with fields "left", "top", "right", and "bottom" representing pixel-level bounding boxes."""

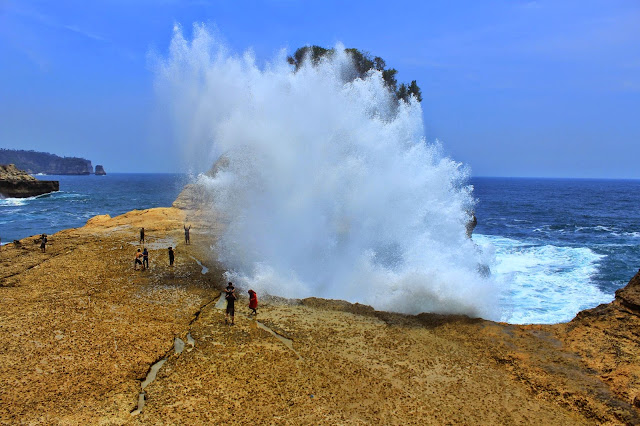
[
  {"left": 0, "top": 164, "right": 59, "bottom": 198},
  {"left": 94, "top": 165, "right": 106, "bottom": 175},
  {"left": 0, "top": 149, "right": 93, "bottom": 175}
]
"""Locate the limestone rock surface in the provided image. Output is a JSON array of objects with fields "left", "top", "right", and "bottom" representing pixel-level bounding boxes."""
[{"left": 1, "top": 177, "right": 640, "bottom": 424}]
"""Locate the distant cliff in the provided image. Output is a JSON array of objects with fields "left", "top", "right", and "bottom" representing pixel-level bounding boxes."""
[
  {"left": 94, "top": 165, "right": 106, "bottom": 175},
  {"left": 0, "top": 149, "right": 93, "bottom": 175}
]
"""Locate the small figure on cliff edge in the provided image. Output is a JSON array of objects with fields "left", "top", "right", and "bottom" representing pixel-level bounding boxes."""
[
  {"left": 225, "top": 282, "right": 237, "bottom": 325},
  {"left": 168, "top": 247, "right": 175, "bottom": 266},
  {"left": 139, "top": 227, "right": 145, "bottom": 244},
  {"left": 248, "top": 289, "right": 258, "bottom": 315},
  {"left": 184, "top": 224, "right": 191, "bottom": 245},
  {"left": 142, "top": 247, "right": 149, "bottom": 270},
  {"left": 134, "top": 248, "right": 144, "bottom": 270},
  {"left": 40, "top": 234, "right": 47, "bottom": 253}
]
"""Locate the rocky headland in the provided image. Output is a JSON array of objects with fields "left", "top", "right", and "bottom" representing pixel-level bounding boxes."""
[
  {"left": 0, "top": 149, "right": 94, "bottom": 175},
  {"left": 1, "top": 180, "right": 639, "bottom": 424},
  {"left": 0, "top": 164, "right": 59, "bottom": 198}
]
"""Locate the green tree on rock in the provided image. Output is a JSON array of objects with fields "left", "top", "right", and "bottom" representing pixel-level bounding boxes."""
[
  {"left": 287, "top": 46, "right": 421, "bottom": 104},
  {"left": 408, "top": 80, "right": 423, "bottom": 103}
]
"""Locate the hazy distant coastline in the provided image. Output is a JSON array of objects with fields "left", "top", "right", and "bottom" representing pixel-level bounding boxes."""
[{"left": 0, "top": 148, "right": 101, "bottom": 175}]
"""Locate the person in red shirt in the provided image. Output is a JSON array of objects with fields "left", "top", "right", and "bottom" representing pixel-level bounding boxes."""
[{"left": 248, "top": 289, "right": 258, "bottom": 315}]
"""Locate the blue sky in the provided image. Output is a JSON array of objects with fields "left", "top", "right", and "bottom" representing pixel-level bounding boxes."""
[{"left": 1, "top": 0, "right": 639, "bottom": 177}]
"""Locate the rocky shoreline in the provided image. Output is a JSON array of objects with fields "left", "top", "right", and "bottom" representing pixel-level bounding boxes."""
[
  {"left": 1, "top": 194, "right": 639, "bottom": 423},
  {"left": 0, "top": 164, "right": 59, "bottom": 198}
]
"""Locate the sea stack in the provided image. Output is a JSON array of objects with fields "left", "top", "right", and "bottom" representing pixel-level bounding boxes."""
[
  {"left": 95, "top": 165, "right": 106, "bottom": 175},
  {"left": 0, "top": 164, "right": 59, "bottom": 198}
]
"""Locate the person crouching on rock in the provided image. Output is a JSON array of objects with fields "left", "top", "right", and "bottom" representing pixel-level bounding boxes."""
[
  {"left": 248, "top": 289, "right": 258, "bottom": 315},
  {"left": 134, "top": 248, "right": 143, "bottom": 270},
  {"left": 168, "top": 247, "right": 174, "bottom": 266},
  {"left": 225, "top": 282, "right": 237, "bottom": 325}
]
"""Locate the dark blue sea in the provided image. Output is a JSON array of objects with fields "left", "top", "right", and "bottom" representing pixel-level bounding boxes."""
[
  {"left": 472, "top": 177, "right": 640, "bottom": 323},
  {"left": 2, "top": 174, "right": 639, "bottom": 324},
  {"left": 0, "top": 173, "right": 187, "bottom": 244}
]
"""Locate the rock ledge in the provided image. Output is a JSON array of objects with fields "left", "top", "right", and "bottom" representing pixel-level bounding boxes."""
[{"left": 0, "top": 164, "right": 59, "bottom": 198}]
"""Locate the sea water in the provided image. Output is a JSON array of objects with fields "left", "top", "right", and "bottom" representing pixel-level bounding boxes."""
[
  {"left": 473, "top": 177, "right": 640, "bottom": 323},
  {"left": 0, "top": 173, "right": 186, "bottom": 243}
]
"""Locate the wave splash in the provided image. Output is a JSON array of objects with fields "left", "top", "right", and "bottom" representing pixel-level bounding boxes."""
[
  {"left": 474, "top": 234, "right": 611, "bottom": 323},
  {"left": 155, "top": 24, "right": 501, "bottom": 319}
]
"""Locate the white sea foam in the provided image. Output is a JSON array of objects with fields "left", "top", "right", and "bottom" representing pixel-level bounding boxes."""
[
  {"left": 474, "top": 234, "right": 612, "bottom": 324},
  {"left": 155, "top": 24, "right": 501, "bottom": 319},
  {"left": 0, "top": 197, "right": 29, "bottom": 206}
]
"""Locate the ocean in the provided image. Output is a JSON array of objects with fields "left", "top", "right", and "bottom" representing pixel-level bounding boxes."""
[
  {"left": 472, "top": 177, "right": 640, "bottom": 323},
  {"left": 1, "top": 174, "right": 638, "bottom": 324},
  {"left": 0, "top": 173, "right": 188, "bottom": 244}
]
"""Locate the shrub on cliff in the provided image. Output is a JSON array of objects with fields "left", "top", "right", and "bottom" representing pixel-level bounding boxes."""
[{"left": 287, "top": 46, "right": 422, "bottom": 103}]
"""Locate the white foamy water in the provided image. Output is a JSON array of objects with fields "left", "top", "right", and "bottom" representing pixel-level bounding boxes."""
[
  {"left": 474, "top": 234, "right": 612, "bottom": 324},
  {"left": 0, "top": 195, "right": 42, "bottom": 206},
  {"left": 155, "top": 24, "right": 501, "bottom": 319},
  {"left": 0, "top": 198, "right": 28, "bottom": 206}
]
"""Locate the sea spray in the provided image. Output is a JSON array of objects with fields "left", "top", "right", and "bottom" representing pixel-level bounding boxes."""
[{"left": 155, "top": 24, "right": 501, "bottom": 319}]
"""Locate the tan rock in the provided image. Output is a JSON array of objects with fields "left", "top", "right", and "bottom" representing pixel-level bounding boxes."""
[{"left": 1, "top": 185, "right": 639, "bottom": 424}]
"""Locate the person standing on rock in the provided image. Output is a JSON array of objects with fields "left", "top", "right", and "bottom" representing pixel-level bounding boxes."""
[
  {"left": 248, "top": 289, "right": 258, "bottom": 315},
  {"left": 225, "top": 282, "right": 237, "bottom": 325},
  {"left": 139, "top": 227, "right": 145, "bottom": 244},
  {"left": 142, "top": 247, "right": 149, "bottom": 270},
  {"left": 168, "top": 247, "right": 174, "bottom": 266},
  {"left": 40, "top": 234, "right": 47, "bottom": 253},
  {"left": 134, "top": 248, "right": 143, "bottom": 270},
  {"left": 184, "top": 224, "right": 191, "bottom": 245}
]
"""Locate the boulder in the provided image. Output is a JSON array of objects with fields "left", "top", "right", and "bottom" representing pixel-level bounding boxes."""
[
  {"left": 173, "top": 155, "right": 229, "bottom": 210},
  {"left": 615, "top": 269, "right": 640, "bottom": 312}
]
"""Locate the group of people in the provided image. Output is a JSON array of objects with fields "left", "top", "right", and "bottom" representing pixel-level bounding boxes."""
[
  {"left": 224, "top": 282, "right": 258, "bottom": 325},
  {"left": 134, "top": 225, "right": 187, "bottom": 270},
  {"left": 134, "top": 247, "right": 150, "bottom": 270},
  {"left": 134, "top": 226, "right": 260, "bottom": 326}
]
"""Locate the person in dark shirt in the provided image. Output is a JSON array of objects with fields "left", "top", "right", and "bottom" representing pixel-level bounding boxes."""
[
  {"left": 142, "top": 248, "right": 149, "bottom": 269},
  {"left": 168, "top": 247, "right": 174, "bottom": 266},
  {"left": 184, "top": 224, "right": 191, "bottom": 244},
  {"left": 225, "top": 282, "right": 237, "bottom": 325},
  {"left": 40, "top": 234, "right": 47, "bottom": 253},
  {"left": 140, "top": 227, "right": 145, "bottom": 244}
]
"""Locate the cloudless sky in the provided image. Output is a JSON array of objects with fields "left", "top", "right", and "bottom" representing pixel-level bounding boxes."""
[{"left": 1, "top": 0, "right": 639, "bottom": 177}]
